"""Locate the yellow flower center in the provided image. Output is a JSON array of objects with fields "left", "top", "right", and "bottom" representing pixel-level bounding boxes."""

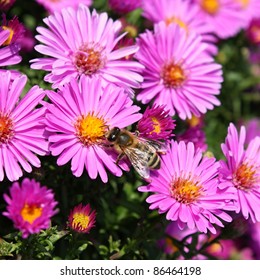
[
  {"left": 161, "top": 63, "right": 186, "bottom": 88},
  {"left": 151, "top": 117, "right": 161, "bottom": 134},
  {"left": 171, "top": 177, "right": 203, "bottom": 204},
  {"left": 124, "top": 25, "right": 138, "bottom": 38},
  {"left": 20, "top": 203, "right": 43, "bottom": 224},
  {"left": 201, "top": 0, "right": 220, "bottom": 15},
  {"left": 187, "top": 115, "right": 200, "bottom": 127},
  {"left": 0, "top": 114, "right": 13, "bottom": 143},
  {"left": 2, "top": 26, "right": 14, "bottom": 46},
  {"left": 233, "top": 163, "right": 257, "bottom": 190},
  {"left": 72, "top": 213, "right": 90, "bottom": 230},
  {"left": 74, "top": 43, "right": 106, "bottom": 75},
  {"left": 165, "top": 17, "right": 189, "bottom": 33},
  {"left": 75, "top": 113, "right": 106, "bottom": 146}
]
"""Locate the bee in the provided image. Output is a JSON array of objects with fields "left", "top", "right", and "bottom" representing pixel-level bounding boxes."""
[{"left": 106, "top": 127, "right": 165, "bottom": 179}]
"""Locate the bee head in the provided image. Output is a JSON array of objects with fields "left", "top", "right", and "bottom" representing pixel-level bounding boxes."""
[{"left": 106, "top": 127, "right": 120, "bottom": 142}]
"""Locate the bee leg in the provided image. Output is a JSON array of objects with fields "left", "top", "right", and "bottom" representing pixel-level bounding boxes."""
[
  {"left": 115, "top": 153, "right": 125, "bottom": 165},
  {"left": 134, "top": 130, "right": 140, "bottom": 136}
]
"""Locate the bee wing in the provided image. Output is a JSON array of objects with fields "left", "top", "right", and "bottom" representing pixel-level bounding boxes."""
[
  {"left": 123, "top": 147, "right": 151, "bottom": 179},
  {"left": 139, "top": 138, "right": 167, "bottom": 153}
]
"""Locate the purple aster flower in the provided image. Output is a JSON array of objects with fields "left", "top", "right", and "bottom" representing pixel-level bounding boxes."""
[
  {"left": 108, "top": 0, "right": 141, "bottom": 14},
  {"left": 137, "top": 104, "right": 176, "bottom": 141},
  {"left": 36, "top": 0, "right": 92, "bottom": 13},
  {"left": 191, "top": 0, "right": 247, "bottom": 39},
  {"left": 30, "top": 4, "right": 144, "bottom": 93},
  {"left": 246, "top": 18, "right": 260, "bottom": 45},
  {"left": 3, "top": 178, "right": 58, "bottom": 238},
  {"left": 135, "top": 22, "right": 222, "bottom": 120},
  {"left": 45, "top": 75, "right": 142, "bottom": 183},
  {"left": 218, "top": 123, "right": 260, "bottom": 223},
  {"left": 177, "top": 116, "right": 208, "bottom": 152},
  {"left": 0, "top": 29, "right": 21, "bottom": 66},
  {"left": 177, "top": 126, "right": 208, "bottom": 152},
  {"left": 0, "top": 0, "right": 15, "bottom": 11},
  {"left": 142, "top": 0, "right": 218, "bottom": 55},
  {"left": 0, "top": 15, "right": 25, "bottom": 66},
  {"left": 138, "top": 140, "right": 234, "bottom": 234},
  {"left": 0, "top": 71, "right": 48, "bottom": 182},
  {"left": 68, "top": 203, "right": 96, "bottom": 234}
]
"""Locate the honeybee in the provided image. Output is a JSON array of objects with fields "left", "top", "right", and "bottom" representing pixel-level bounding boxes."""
[{"left": 106, "top": 127, "right": 165, "bottom": 179}]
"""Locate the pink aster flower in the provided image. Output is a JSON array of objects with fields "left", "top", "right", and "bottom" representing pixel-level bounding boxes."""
[
  {"left": 1, "top": 15, "right": 25, "bottom": 45},
  {"left": 108, "top": 0, "right": 141, "bottom": 14},
  {"left": 36, "top": 0, "right": 92, "bottom": 13},
  {"left": 137, "top": 104, "right": 176, "bottom": 141},
  {"left": 45, "top": 75, "right": 142, "bottom": 183},
  {"left": 30, "top": 4, "right": 143, "bottom": 93},
  {"left": 191, "top": 0, "right": 247, "bottom": 39},
  {"left": 240, "top": 118, "right": 260, "bottom": 145},
  {"left": 218, "top": 123, "right": 260, "bottom": 223},
  {"left": 68, "top": 203, "right": 96, "bottom": 234},
  {"left": 0, "top": 71, "right": 48, "bottom": 182},
  {"left": 0, "top": 0, "right": 15, "bottom": 11},
  {"left": 138, "top": 140, "right": 234, "bottom": 234},
  {"left": 0, "top": 15, "right": 24, "bottom": 66},
  {"left": 135, "top": 22, "right": 222, "bottom": 119},
  {"left": 236, "top": 0, "right": 260, "bottom": 27},
  {"left": 3, "top": 178, "right": 58, "bottom": 238},
  {"left": 142, "top": 0, "right": 218, "bottom": 54}
]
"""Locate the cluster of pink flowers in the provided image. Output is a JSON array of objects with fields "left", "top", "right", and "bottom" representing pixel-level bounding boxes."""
[{"left": 0, "top": 0, "right": 260, "bottom": 245}]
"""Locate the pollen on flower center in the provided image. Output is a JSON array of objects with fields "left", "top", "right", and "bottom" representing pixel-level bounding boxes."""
[
  {"left": 233, "top": 163, "right": 257, "bottom": 190},
  {"left": 2, "top": 26, "right": 14, "bottom": 46},
  {"left": 72, "top": 213, "right": 90, "bottom": 230},
  {"left": 165, "top": 17, "right": 189, "bottom": 33},
  {"left": 74, "top": 43, "right": 107, "bottom": 75},
  {"left": 170, "top": 177, "right": 203, "bottom": 204},
  {"left": 201, "top": 0, "right": 220, "bottom": 15},
  {"left": 20, "top": 203, "right": 43, "bottom": 224},
  {"left": 161, "top": 63, "right": 186, "bottom": 88},
  {"left": 151, "top": 117, "right": 161, "bottom": 133},
  {"left": 0, "top": 114, "right": 14, "bottom": 143},
  {"left": 75, "top": 113, "right": 106, "bottom": 145}
]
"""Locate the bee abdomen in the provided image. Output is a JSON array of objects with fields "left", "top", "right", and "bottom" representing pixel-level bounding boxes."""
[{"left": 148, "top": 154, "right": 161, "bottom": 169}]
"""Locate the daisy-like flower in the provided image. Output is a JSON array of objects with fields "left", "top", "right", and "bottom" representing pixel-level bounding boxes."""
[
  {"left": 138, "top": 140, "right": 234, "bottom": 234},
  {"left": 0, "top": 15, "right": 24, "bottom": 66},
  {"left": 30, "top": 4, "right": 144, "bottom": 92},
  {"left": 135, "top": 22, "right": 222, "bottom": 120},
  {"left": 246, "top": 18, "right": 260, "bottom": 45},
  {"left": 177, "top": 116, "right": 208, "bottom": 152},
  {"left": 0, "top": 71, "right": 48, "bottom": 181},
  {"left": 3, "top": 178, "right": 58, "bottom": 238},
  {"left": 137, "top": 104, "right": 176, "bottom": 141},
  {"left": 0, "top": 0, "right": 15, "bottom": 11},
  {"left": 192, "top": 0, "right": 247, "bottom": 39},
  {"left": 177, "top": 126, "right": 208, "bottom": 152},
  {"left": 236, "top": 0, "right": 260, "bottom": 27},
  {"left": 36, "top": 0, "right": 92, "bottom": 13},
  {"left": 218, "top": 123, "right": 260, "bottom": 223},
  {"left": 68, "top": 203, "right": 96, "bottom": 234},
  {"left": 45, "top": 75, "right": 142, "bottom": 183},
  {"left": 108, "top": 0, "right": 141, "bottom": 14},
  {"left": 142, "top": 0, "right": 218, "bottom": 54}
]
